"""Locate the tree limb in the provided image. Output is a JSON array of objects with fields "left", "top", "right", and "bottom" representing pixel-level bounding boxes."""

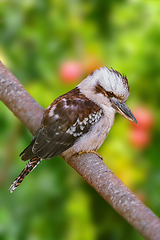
[
  {"left": 0, "top": 61, "right": 160, "bottom": 240},
  {"left": 0, "top": 62, "right": 44, "bottom": 135}
]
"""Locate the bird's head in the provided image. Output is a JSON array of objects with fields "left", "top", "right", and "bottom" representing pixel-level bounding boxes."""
[{"left": 78, "top": 67, "right": 138, "bottom": 124}]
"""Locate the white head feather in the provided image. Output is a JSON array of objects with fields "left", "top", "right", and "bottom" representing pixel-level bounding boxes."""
[{"left": 78, "top": 67, "right": 130, "bottom": 107}]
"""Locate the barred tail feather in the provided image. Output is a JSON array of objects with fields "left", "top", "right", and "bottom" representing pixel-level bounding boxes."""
[{"left": 9, "top": 157, "right": 42, "bottom": 193}]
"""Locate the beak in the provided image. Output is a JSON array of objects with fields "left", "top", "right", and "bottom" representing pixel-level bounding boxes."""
[{"left": 111, "top": 99, "right": 138, "bottom": 124}]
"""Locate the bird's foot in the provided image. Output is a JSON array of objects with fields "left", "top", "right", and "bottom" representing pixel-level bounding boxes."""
[{"left": 78, "top": 150, "right": 103, "bottom": 160}]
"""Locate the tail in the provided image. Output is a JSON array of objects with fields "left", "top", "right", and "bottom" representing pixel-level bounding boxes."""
[{"left": 9, "top": 157, "right": 42, "bottom": 193}]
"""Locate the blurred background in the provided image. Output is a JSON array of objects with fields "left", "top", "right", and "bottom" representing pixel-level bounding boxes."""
[{"left": 0, "top": 0, "right": 160, "bottom": 239}]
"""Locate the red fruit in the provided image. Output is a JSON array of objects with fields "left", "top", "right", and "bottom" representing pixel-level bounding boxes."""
[
  {"left": 128, "top": 129, "right": 150, "bottom": 149},
  {"left": 60, "top": 61, "right": 83, "bottom": 83},
  {"left": 131, "top": 107, "right": 154, "bottom": 131}
]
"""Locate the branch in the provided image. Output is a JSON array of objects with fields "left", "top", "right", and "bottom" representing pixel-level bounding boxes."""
[
  {"left": 0, "top": 62, "right": 44, "bottom": 135},
  {"left": 0, "top": 61, "right": 160, "bottom": 240}
]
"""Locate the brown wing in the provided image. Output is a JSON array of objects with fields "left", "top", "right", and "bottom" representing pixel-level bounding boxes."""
[{"left": 20, "top": 87, "right": 103, "bottom": 161}]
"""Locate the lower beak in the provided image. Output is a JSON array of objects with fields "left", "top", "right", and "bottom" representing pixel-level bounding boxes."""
[{"left": 111, "top": 99, "right": 138, "bottom": 124}]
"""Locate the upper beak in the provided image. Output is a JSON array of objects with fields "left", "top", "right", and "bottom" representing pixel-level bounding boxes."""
[{"left": 111, "top": 99, "right": 138, "bottom": 125}]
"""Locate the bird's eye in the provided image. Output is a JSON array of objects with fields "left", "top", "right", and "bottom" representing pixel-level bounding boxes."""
[{"left": 107, "top": 91, "right": 114, "bottom": 97}]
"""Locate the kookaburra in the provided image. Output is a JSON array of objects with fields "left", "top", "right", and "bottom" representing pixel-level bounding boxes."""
[{"left": 9, "top": 67, "right": 137, "bottom": 193}]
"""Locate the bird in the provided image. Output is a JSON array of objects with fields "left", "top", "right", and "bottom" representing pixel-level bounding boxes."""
[{"left": 9, "top": 67, "right": 138, "bottom": 193}]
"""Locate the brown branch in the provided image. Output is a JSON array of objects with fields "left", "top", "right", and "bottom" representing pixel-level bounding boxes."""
[
  {"left": 0, "top": 61, "right": 160, "bottom": 240},
  {"left": 66, "top": 153, "right": 160, "bottom": 240},
  {"left": 0, "top": 62, "right": 44, "bottom": 135}
]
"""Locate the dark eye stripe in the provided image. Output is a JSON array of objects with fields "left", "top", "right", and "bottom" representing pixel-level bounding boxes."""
[
  {"left": 94, "top": 84, "right": 116, "bottom": 98},
  {"left": 94, "top": 83, "right": 124, "bottom": 100}
]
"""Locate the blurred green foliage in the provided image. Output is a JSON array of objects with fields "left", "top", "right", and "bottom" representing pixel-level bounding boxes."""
[{"left": 0, "top": 0, "right": 160, "bottom": 239}]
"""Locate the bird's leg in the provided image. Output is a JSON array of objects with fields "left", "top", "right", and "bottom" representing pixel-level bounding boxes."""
[
  {"left": 78, "top": 150, "right": 103, "bottom": 160},
  {"left": 9, "top": 157, "right": 42, "bottom": 193}
]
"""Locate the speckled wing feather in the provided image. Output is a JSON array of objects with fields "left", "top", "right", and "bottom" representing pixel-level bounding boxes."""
[{"left": 20, "top": 87, "right": 103, "bottom": 161}]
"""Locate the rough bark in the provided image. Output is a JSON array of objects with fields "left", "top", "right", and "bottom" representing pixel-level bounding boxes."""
[
  {"left": 0, "top": 61, "right": 160, "bottom": 240},
  {"left": 0, "top": 62, "right": 44, "bottom": 135}
]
